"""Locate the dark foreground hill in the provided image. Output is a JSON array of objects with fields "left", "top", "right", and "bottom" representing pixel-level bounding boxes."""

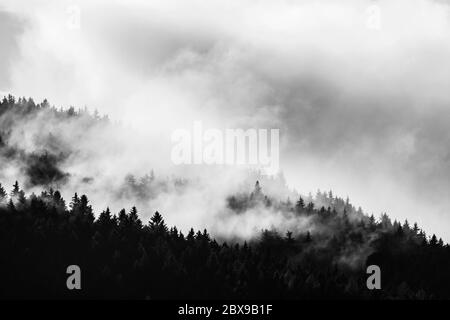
[{"left": 0, "top": 181, "right": 449, "bottom": 299}]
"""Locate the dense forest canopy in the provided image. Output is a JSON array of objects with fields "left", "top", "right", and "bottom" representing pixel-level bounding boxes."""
[
  {"left": 0, "top": 179, "right": 449, "bottom": 299},
  {"left": 1, "top": 95, "right": 450, "bottom": 299}
]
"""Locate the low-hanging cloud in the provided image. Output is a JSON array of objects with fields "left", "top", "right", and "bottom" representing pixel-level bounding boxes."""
[{"left": 1, "top": 0, "right": 450, "bottom": 240}]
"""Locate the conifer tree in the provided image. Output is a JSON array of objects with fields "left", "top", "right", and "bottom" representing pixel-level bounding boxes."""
[
  {"left": 0, "top": 183, "right": 7, "bottom": 203},
  {"left": 11, "top": 181, "right": 20, "bottom": 197},
  {"left": 295, "top": 196, "right": 305, "bottom": 213},
  {"left": 149, "top": 211, "right": 167, "bottom": 233}
]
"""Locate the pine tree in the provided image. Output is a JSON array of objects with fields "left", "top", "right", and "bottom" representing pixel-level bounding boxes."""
[
  {"left": 52, "top": 190, "right": 66, "bottom": 210},
  {"left": 369, "top": 214, "right": 376, "bottom": 225},
  {"left": 7, "top": 198, "right": 15, "bottom": 211},
  {"left": 11, "top": 181, "right": 20, "bottom": 197},
  {"left": 118, "top": 208, "right": 127, "bottom": 227},
  {"left": 129, "top": 206, "right": 142, "bottom": 228},
  {"left": 17, "top": 190, "right": 27, "bottom": 208},
  {"left": 430, "top": 234, "right": 438, "bottom": 246},
  {"left": 295, "top": 196, "right": 305, "bottom": 213},
  {"left": 169, "top": 226, "right": 179, "bottom": 239},
  {"left": 70, "top": 193, "right": 80, "bottom": 211},
  {"left": 413, "top": 222, "right": 419, "bottom": 234},
  {"left": 187, "top": 228, "right": 195, "bottom": 242},
  {"left": 149, "top": 211, "right": 167, "bottom": 233},
  {"left": 254, "top": 181, "right": 261, "bottom": 194},
  {"left": 202, "top": 229, "right": 210, "bottom": 242},
  {"left": 97, "top": 207, "right": 113, "bottom": 230},
  {"left": 306, "top": 202, "right": 314, "bottom": 213},
  {"left": 250, "top": 181, "right": 263, "bottom": 201},
  {"left": 403, "top": 220, "right": 410, "bottom": 231},
  {"left": 79, "top": 195, "right": 94, "bottom": 221},
  {"left": 0, "top": 183, "right": 7, "bottom": 203}
]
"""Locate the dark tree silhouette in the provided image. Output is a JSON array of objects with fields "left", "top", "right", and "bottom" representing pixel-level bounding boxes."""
[
  {"left": 1, "top": 96, "right": 450, "bottom": 300},
  {"left": 0, "top": 179, "right": 449, "bottom": 299}
]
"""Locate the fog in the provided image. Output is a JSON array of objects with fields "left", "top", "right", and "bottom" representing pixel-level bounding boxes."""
[{"left": 1, "top": 0, "right": 450, "bottom": 241}]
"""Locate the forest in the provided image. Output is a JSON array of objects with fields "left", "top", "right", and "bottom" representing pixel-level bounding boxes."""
[{"left": 1, "top": 96, "right": 450, "bottom": 299}]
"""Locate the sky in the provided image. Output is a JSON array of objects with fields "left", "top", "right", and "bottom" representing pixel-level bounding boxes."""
[{"left": 1, "top": 0, "right": 450, "bottom": 240}]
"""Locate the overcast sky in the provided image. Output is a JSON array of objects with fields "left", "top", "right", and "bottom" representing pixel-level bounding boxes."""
[{"left": 1, "top": 0, "right": 450, "bottom": 240}]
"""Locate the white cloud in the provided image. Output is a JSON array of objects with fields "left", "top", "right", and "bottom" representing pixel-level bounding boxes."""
[{"left": 2, "top": 0, "right": 450, "bottom": 240}]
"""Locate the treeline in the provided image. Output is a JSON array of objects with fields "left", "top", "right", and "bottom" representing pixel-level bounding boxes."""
[
  {"left": 1, "top": 181, "right": 450, "bottom": 299},
  {"left": 0, "top": 94, "right": 108, "bottom": 120}
]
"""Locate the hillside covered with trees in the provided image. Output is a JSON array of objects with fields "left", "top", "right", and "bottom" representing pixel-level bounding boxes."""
[
  {"left": 1, "top": 96, "right": 450, "bottom": 299},
  {"left": 0, "top": 180, "right": 449, "bottom": 299}
]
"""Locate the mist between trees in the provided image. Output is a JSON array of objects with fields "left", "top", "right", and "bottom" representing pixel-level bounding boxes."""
[{"left": 1, "top": 96, "right": 450, "bottom": 299}]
